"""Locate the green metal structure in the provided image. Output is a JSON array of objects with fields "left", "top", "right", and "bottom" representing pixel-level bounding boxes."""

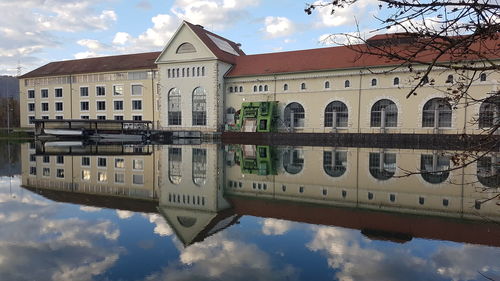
[{"left": 231, "top": 101, "right": 279, "bottom": 132}]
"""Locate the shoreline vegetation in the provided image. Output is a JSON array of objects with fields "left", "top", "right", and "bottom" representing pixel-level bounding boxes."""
[{"left": 0, "top": 129, "right": 33, "bottom": 141}]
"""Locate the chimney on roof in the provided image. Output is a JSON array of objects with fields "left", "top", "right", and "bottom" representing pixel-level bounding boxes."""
[{"left": 195, "top": 24, "right": 204, "bottom": 29}]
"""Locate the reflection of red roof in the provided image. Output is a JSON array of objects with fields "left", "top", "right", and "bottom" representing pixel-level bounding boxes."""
[
  {"left": 184, "top": 21, "right": 245, "bottom": 64},
  {"left": 226, "top": 34, "right": 500, "bottom": 77},
  {"left": 228, "top": 196, "right": 500, "bottom": 247},
  {"left": 19, "top": 52, "right": 161, "bottom": 79}
]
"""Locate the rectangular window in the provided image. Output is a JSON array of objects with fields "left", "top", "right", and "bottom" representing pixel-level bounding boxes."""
[
  {"left": 81, "top": 115, "right": 89, "bottom": 120},
  {"left": 55, "top": 88, "right": 63, "bottom": 98},
  {"left": 97, "top": 115, "right": 106, "bottom": 120},
  {"left": 80, "top": 101, "right": 89, "bottom": 111},
  {"left": 29, "top": 166, "right": 36, "bottom": 175},
  {"left": 133, "top": 115, "right": 142, "bottom": 121},
  {"left": 41, "top": 103, "right": 49, "bottom": 112},
  {"left": 82, "top": 170, "right": 91, "bottom": 181},
  {"left": 55, "top": 102, "right": 63, "bottom": 111},
  {"left": 28, "top": 116, "right": 35, "bottom": 124},
  {"left": 43, "top": 155, "right": 50, "bottom": 163},
  {"left": 56, "top": 168, "right": 64, "bottom": 178},
  {"left": 41, "top": 89, "right": 48, "bottom": 98},
  {"left": 28, "top": 90, "right": 35, "bottom": 99},
  {"left": 43, "top": 167, "right": 50, "bottom": 177},
  {"left": 30, "top": 155, "right": 36, "bottom": 162},
  {"left": 133, "top": 174, "right": 144, "bottom": 185},
  {"left": 96, "top": 86, "right": 105, "bottom": 96},
  {"left": 113, "top": 85, "right": 123, "bottom": 96},
  {"left": 56, "top": 155, "right": 64, "bottom": 164},
  {"left": 80, "top": 87, "right": 89, "bottom": 97},
  {"left": 133, "top": 159, "right": 143, "bottom": 170},
  {"left": 97, "top": 157, "right": 107, "bottom": 167},
  {"left": 55, "top": 115, "right": 63, "bottom": 119},
  {"left": 114, "top": 115, "right": 123, "bottom": 120},
  {"left": 28, "top": 103, "right": 35, "bottom": 112},
  {"left": 81, "top": 156, "right": 90, "bottom": 166},
  {"left": 97, "top": 171, "right": 107, "bottom": 182},
  {"left": 115, "top": 158, "right": 124, "bottom": 169},
  {"left": 42, "top": 116, "right": 49, "bottom": 120},
  {"left": 114, "top": 100, "right": 123, "bottom": 110},
  {"left": 97, "top": 101, "right": 106, "bottom": 111},
  {"left": 132, "top": 100, "right": 142, "bottom": 110},
  {"left": 115, "top": 173, "right": 125, "bottom": 183},
  {"left": 131, "top": 85, "right": 142, "bottom": 96}
]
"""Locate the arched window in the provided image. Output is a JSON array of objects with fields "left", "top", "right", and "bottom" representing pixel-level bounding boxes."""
[
  {"left": 283, "top": 148, "right": 304, "bottom": 174},
  {"left": 186, "top": 68, "right": 190, "bottom": 77},
  {"left": 369, "top": 152, "right": 396, "bottom": 180},
  {"left": 253, "top": 85, "right": 257, "bottom": 92},
  {"left": 422, "top": 76, "right": 429, "bottom": 84},
  {"left": 344, "top": 80, "right": 350, "bottom": 88},
  {"left": 176, "top": 68, "right": 180, "bottom": 77},
  {"left": 259, "top": 85, "right": 263, "bottom": 92},
  {"left": 325, "top": 81, "right": 330, "bottom": 89},
  {"left": 421, "top": 153, "right": 450, "bottom": 184},
  {"left": 239, "top": 86, "right": 243, "bottom": 92},
  {"left": 422, "top": 98, "right": 452, "bottom": 128},
  {"left": 197, "top": 67, "right": 200, "bottom": 76},
  {"left": 226, "top": 107, "right": 236, "bottom": 125},
  {"left": 167, "top": 69, "right": 171, "bottom": 78},
  {"left": 182, "top": 68, "right": 185, "bottom": 77},
  {"left": 446, "top": 74, "right": 453, "bottom": 83},
  {"left": 234, "top": 86, "right": 238, "bottom": 93},
  {"left": 177, "top": 216, "right": 196, "bottom": 227},
  {"left": 370, "top": 99, "right": 398, "bottom": 127},
  {"left": 479, "top": 96, "right": 500, "bottom": 128},
  {"left": 480, "top": 73, "right": 487, "bottom": 82},
  {"left": 284, "top": 102, "right": 305, "bottom": 128},
  {"left": 192, "top": 148, "right": 206, "bottom": 186},
  {"left": 168, "top": 88, "right": 181, "bottom": 125},
  {"left": 264, "top": 85, "right": 268, "bottom": 91},
  {"left": 393, "top": 77, "right": 400, "bottom": 85},
  {"left": 301, "top": 83, "right": 306, "bottom": 90},
  {"left": 371, "top": 78, "right": 377, "bottom": 86},
  {"left": 283, "top": 84, "right": 288, "bottom": 91},
  {"left": 176, "top": 42, "right": 196, "bottom": 54},
  {"left": 229, "top": 87, "right": 233, "bottom": 93},
  {"left": 477, "top": 155, "right": 500, "bottom": 188},
  {"left": 323, "top": 150, "right": 347, "bottom": 177},
  {"left": 324, "top": 101, "right": 348, "bottom": 128},
  {"left": 168, "top": 147, "right": 182, "bottom": 184},
  {"left": 192, "top": 87, "right": 206, "bottom": 126},
  {"left": 201, "top": 66, "right": 205, "bottom": 76},
  {"left": 192, "top": 67, "right": 196, "bottom": 76}
]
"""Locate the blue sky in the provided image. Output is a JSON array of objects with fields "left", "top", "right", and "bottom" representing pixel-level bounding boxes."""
[{"left": 0, "top": 0, "right": 385, "bottom": 76}]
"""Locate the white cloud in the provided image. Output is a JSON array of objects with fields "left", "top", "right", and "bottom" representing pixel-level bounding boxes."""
[
  {"left": 116, "top": 210, "right": 134, "bottom": 219},
  {"left": 261, "top": 218, "right": 292, "bottom": 235},
  {"left": 79, "top": 206, "right": 102, "bottom": 212},
  {"left": 112, "top": 32, "right": 132, "bottom": 45},
  {"left": 313, "top": 0, "right": 379, "bottom": 28},
  {"left": 263, "top": 16, "right": 295, "bottom": 38},
  {"left": 77, "top": 39, "right": 106, "bottom": 50},
  {"left": 145, "top": 214, "right": 173, "bottom": 237}
]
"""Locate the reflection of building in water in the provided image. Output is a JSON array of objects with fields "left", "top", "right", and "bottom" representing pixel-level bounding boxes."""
[
  {"left": 225, "top": 146, "right": 499, "bottom": 222},
  {"left": 158, "top": 144, "right": 239, "bottom": 246},
  {"left": 21, "top": 143, "right": 160, "bottom": 205}
]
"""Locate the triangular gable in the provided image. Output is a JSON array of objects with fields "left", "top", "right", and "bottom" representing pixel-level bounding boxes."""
[{"left": 156, "top": 21, "right": 245, "bottom": 64}]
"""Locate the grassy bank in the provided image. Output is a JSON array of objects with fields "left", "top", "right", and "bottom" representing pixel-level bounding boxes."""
[{"left": 0, "top": 129, "right": 33, "bottom": 141}]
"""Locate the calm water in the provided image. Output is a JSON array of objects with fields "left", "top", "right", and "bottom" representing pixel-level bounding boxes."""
[{"left": 0, "top": 141, "right": 499, "bottom": 281}]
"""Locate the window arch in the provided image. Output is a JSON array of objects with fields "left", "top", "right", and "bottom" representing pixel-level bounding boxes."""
[
  {"left": 264, "top": 85, "right": 268, "bottom": 91},
  {"left": 324, "top": 101, "right": 348, "bottom": 128},
  {"left": 324, "top": 81, "right": 330, "bottom": 89},
  {"left": 369, "top": 152, "right": 396, "bottom": 180},
  {"left": 192, "top": 148, "right": 207, "bottom": 186},
  {"left": 344, "top": 80, "right": 350, "bottom": 88},
  {"left": 393, "top": 77, "right": 400, "bottom": 85},
  {"left": 300, "top": 83, "right": 306, "bottom": 90},
  {"left": 477, "top": 155, "right": 500, "bottom": 188},
  {"left": 201, "top": 66, "right": 205, "bottom": 76},
  {"left": 480, "top": 73, "right": 487, "bottom": 82},
  {"left": 239, "top": 86, "right": 243, "bottom": 92},
  {"left": 258, "top": 85, "right": 263, "bottom": 92},
  {"left": 168, "top": 147, "right": 182, "bottom": 184},
  {"left": 283, "top": 84, "right": 288, "bottom": 91},
  {"left": 479, "top": 96, "right": 500, "bottom": 128},
  {"left": 283, "top": 148, "right": 304, "bottom": 174},
  {"left": 177, "top": 216, "right": 196, "bottom": 227},
  {"left": 253, "top": 85, "right": 257, "bottom": 92},
  {"left": 168, "top": 88, "right": 181, "bottom": 125},
  {"left": 234, "top": 86, "right": 238, "bottom": 93},
  {"left": 192, "top": 87, "right": 206, "bottom": 126},
  {"left": 421, "top": 153, "right": 450, "bottom": 184},
  {"left": 229, "top": 87, "right": 233, "bottom": 93},
  {"left": 422, "top": 98, "right": 452, "bottom": 128},
  {"left": 371, "top": 78, "right": 377, "bottom": 86},
  {"left": 370, "top": 99, "right": 398, "bottom": 127},
  {"left": 284, "top": 102, "right": 305, "bottom": 128},
  {"left": 446, "top": 74, "right": 453, "bottom": 83},
  {"left": 176, "top": 42, "right": 196, "bottom": 54},
  {"left": 323, "top": 150, "right": 347, "bottom": 177}
]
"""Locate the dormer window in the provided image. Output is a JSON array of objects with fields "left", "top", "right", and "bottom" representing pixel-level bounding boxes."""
[{"left": 176, "top": 42, "right": 196, "bottom": 54}]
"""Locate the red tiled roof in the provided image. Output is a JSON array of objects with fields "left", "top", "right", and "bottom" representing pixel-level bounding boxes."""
[
  {"left": 226, "top": 35, "right": 500, "bottom": 77},
  {"left": 19, "top": 51, "right": 161, "bottom": 79},
  {"left": 185, "top": 21, "right": 245, "bottom": 64}
]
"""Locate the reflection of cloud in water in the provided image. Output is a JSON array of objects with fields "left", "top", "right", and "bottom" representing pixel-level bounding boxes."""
[
  {"left": 0, "top": 181, "right": 121, "bottom": 281},
  {"left": 307, "top": 226, "right": 500, "bottom": 281},
  {"left": 144, "top": 232, "right": 297, "bottom": 281},
  {"left": 145, "top": 214, "right": 173, "bottom": 236},
  {"left": 80, "top": 206, "right": 102, "bottom": 212},
  {"left": 116, "top": 210, "right": 134, "bottom": 219},
  {"left": 261, "top": 218, "right": 292, "bottom": 235}
]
